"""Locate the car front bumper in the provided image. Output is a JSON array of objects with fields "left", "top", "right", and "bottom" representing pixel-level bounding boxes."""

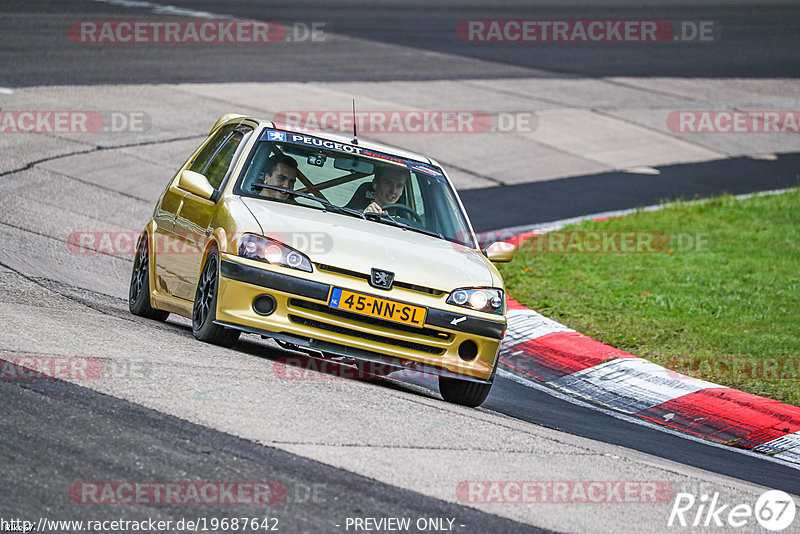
[{"left": 215, "top": 256, "right": 505, "bottom": 382}]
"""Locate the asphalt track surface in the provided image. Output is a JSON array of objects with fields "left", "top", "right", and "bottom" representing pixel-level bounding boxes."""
[
  {"left": 462, "top": 152, "right": 800, "bottom": 232},
  {"left": 156, "top": 0, "right": 800, "bottom": 79},
  {"left": 2, "top": 0, "right": 800, "bottom": 532},
  {"left": 1, "top": 367, "right": 544, "bottom": 533},
  {"left": 2, "top": 0, "right": 800, "bottom": 85}
]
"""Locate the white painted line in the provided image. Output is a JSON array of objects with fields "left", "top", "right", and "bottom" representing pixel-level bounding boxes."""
[
  {"left": 92, "top": 0, "right": 233, "bottom": 20},
  {"left": 498, "top": 368, "right": 800, "bottom": 471},
  {"left": 0, "top": 87, "right": 13, "bottom": 95},
  {"left": 502, "top": 308, "right": 574, "bottom": 347},
  {"left": 623, "top": 166, "right": 661, "bottom": 175},
  {"left": 549, "top": 358, "right": 723, "bottom": 414},
  {"left": 756, "top": 431, "right": 800, "bottom": 463},
  {"left": 775, "top": 448, "right": 800, "bottom": 464}
]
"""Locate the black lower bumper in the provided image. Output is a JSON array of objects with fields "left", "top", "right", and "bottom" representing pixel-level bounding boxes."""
[{"left": 214, "top": 320, "right": 493, "bottom": 384}]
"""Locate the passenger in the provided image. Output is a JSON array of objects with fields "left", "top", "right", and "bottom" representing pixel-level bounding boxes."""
[{"left": 259, "top": 155, "right": 298, "bottom": 201}]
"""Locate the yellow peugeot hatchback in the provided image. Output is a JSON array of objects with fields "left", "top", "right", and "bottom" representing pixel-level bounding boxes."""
[{"left": 129, "top": 114, "right": 514, "bottom": 406}]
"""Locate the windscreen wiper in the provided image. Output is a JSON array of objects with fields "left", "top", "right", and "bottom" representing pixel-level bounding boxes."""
[
  {"left": 404, "top": 225, "right": 445, "bottom": 240},
  {"left": 251, "top": 184, "right": 366, "bottom": 219},
  {"left": 364, "top": 211, "right": 445, "bottom": 240}
]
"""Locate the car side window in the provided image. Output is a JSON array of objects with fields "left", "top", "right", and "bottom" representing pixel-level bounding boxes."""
[
  {"left": 188, "top": 125, "right": 236, "bottom": 176},
  {"left": 203, "top": 130, "right": 246, "bottom": 189}
]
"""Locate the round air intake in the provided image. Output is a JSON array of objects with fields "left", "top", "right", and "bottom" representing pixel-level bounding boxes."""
[
  {"left": 253, "top": 294, "right": 277, "bottom": 316},
  {"left": 458, "top": 340, "right": 478, "bottom": 361}
]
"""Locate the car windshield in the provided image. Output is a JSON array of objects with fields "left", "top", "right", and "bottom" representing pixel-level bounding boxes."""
[{"left": 234, "top": 129, "right": 477, "bottom": 248}]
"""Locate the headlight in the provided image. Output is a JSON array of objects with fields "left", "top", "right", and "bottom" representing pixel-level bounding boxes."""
[
  {"left": 447, "top": 288, "right": 504, "bottom": 315},
  {"left": 238, "top": 233, "right": 313, "bottom": 273}
]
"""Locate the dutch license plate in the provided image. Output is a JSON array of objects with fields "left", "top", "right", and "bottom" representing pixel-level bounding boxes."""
[{"left": 329, "top": 288, "right": 426, "bottom": 328}]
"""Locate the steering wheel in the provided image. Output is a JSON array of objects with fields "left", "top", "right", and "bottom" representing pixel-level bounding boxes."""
[{"left": 381, "top": 203, "right": 421, "bottom": 223}]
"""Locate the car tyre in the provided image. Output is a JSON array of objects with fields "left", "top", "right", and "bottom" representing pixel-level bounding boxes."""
[
  {"left": 129, "top": 232, "right": 170, "bottom": 321},
  {"left": 438, "top": 365, "right": 496, "bottom": 407},
  {"left": 192, "top": 248, "right": 240, "bottom": 348}
]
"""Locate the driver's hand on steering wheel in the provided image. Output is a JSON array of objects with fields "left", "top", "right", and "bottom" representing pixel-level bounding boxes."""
[{"left": 364, "top": 201, "right": 384, "bottom": 214}]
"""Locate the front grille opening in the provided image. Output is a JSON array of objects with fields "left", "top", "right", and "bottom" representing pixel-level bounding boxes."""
[
  {"left": 288, "top": 315, "right": 445, "bottom": 355},
  {"left": 289, "top": 299, "right": 450, "bottom": 341},
  {"left": 316, "top": 264, "right": 444, "bottom": 296}
]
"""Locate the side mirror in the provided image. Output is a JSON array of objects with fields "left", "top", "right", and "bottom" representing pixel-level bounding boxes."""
[
  {"left": 483, "top": 241, "right": 515, "bottom": 263},
  {"left": 178, "top": 170, "right": 215, "bottom": 200}
]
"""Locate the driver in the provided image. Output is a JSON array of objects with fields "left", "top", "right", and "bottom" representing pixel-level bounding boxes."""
[
  {"left": 259, "top": 154, "right": 298, "bottom": 201},
  {"left": 364, "top": 167, "right": 407, "bottom": 214}
]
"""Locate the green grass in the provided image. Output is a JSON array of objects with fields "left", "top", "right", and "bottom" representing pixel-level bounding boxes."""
[{"left": 500, "top": 189, "right": 800, "bottom": 407}]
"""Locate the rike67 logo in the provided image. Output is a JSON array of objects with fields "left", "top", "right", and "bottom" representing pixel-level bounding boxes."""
[{"left": 669, "top": 489, "right": 797, "bottom": 531}]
